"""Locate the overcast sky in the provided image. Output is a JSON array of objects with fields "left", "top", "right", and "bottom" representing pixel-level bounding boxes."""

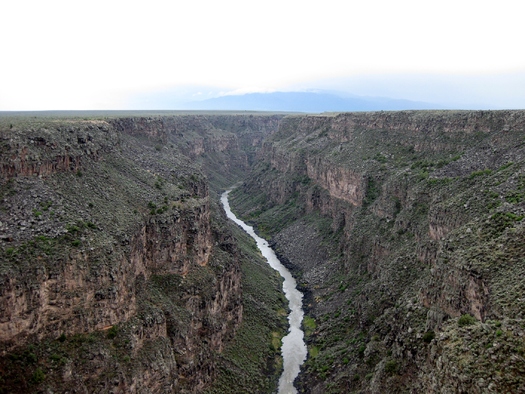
[{"left": 2, "top": 0, "right": 525, "bottom": 110}]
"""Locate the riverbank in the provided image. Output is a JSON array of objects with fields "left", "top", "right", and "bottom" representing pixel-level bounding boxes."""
[{"left": 221, "top": 190, "right": 307, "bottom": 393}]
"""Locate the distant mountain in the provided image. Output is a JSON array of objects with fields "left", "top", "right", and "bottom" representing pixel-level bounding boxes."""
[{"left": 180, "top": 91, "right": 442, "bottom": 112}]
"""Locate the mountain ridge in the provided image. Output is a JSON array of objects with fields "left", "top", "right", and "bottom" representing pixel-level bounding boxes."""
[{"left": 180, "top": 91, "right": 443, "bottom": 112}]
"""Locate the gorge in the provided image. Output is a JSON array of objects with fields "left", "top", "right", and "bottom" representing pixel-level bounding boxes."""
[
  {"left": 1, "top": 110, "right": 524, "bottom": 393},
  {"left": 221, "top": 189, "right": 306, "bottom": 393}
]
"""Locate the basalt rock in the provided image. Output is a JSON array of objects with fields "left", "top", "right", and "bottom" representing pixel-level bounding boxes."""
[
  {"left": 0, "top": 114, "right": 280, "bottom": 393},
  {"left": 4, "top": 110, "right": 525, "bottom": 393},
  {"left": 230, "top": 110, "right": 525, "bottom": 393}
]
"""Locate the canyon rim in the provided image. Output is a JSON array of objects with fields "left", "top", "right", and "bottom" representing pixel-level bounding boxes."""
[{"left": 1, "top": 110, "right": 524, "bottom": 393}]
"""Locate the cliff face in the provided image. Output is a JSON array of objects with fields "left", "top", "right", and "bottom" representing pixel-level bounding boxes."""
[
  {"left": 230, "top": 110, "right": 525, "bottom": 393},
  {"left": 109, "top": 114, "right": 282, "bottom": 186},
  {"left": 4, "top": 110, "right": 525, "bottom": 393},
  {"left": 0, "top": 114, "right": 281, "bottom": 393}
]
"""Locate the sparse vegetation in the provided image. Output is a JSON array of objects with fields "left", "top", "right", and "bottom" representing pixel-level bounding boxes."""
[
  {"left": 31, "top": 368, "right": 45, "bottom": 384},
  {"left": 458, "top": 314, "right": 476, "bottom": 327},
  {"left": 2, "top": 111, "right": 525, "bottom": 393},
  {"left": 227, "top": 111, "right": 525, "bottom": 393},
  {"left": 384, "top": 360, "right": 398, "bottom": 374},
  {"left": 106, "top": 325, "right": 118, "bottom": 339},
  {"left": 422, "top": 331, "right": 435, "bottom": 343}
]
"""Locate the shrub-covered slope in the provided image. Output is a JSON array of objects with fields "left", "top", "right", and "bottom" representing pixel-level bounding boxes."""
[
  {"left": 0, "top": 114, "right": 285, "bottom": 393},
  {"left": 230, "top": 110, "right": 525, "bottom": 393}
]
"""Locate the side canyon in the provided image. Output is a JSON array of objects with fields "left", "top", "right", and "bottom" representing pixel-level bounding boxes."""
[{"left": 1, "top": 110, "right": 525, "bottom": 393}]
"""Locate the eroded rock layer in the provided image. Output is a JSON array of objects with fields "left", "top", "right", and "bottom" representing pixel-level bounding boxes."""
[
  {"left": 0, "top": 114, "right": 282, "bottom": 393},
  {"left": 230, "top": 110, "right": 525, "bottom": 393},
  {"left": 3, "top": 110, "right": 525, "bottom": 393}
]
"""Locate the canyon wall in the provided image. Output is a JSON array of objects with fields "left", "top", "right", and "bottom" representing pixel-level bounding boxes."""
[
  {"left": 230, "top": 110, "right": 525, "bottom": 393},
  {"left": 3, "top": 110, "right": 525, "bottom": 393},
  {"left": 0, "top": 114, "right": 282, "bottom": 393}
]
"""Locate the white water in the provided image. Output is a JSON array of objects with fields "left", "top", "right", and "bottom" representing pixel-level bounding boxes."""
[{"left": 221, "top": 190, "right": 307, "bottom": 394}]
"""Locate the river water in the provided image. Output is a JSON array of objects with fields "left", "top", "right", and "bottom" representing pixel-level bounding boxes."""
[{"left": 221, "top": 190, "right": 307, "bottom": 394}]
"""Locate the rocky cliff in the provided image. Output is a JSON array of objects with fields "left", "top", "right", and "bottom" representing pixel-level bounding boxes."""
[
  {"left": 3, "top": 110, "right": 525, "bottom": 393},
  {"left": 230, "top": 110, "right": 525, "bottom": 393},
  {"left": 0, "top": 114, "right": 284, "bottom": 393}
]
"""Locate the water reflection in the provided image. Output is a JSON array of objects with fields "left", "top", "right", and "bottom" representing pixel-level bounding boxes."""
[{"left": 221, "top": 190, "right": 307, "bottom": 394}]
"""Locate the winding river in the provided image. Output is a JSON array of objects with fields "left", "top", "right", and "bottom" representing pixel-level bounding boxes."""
[{"left": 221, "top": 190, "right": 307, "bottom": 394}]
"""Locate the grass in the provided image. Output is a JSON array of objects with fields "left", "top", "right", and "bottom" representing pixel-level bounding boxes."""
[
  {"left": 303, "top": 316, "right": 317, "bottom": 337},
  {"left": 309, "top": 346, "right": 320, "bottom": 358}
]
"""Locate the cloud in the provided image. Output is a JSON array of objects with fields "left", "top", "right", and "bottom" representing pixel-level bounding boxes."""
[
  {"left": 1, "top": 1, "right": 524, "bottom": 109},
  {"left": 301, "top": 71, "right": 525, "bottom": 109}
]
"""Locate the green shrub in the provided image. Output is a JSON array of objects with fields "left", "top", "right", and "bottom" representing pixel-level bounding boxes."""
[
  {"left": 384, "top": 360, "right": 398, "bottom": 374},
  {"left": 469, "top": 169, "right": 492, "bottom": 179},
  {"left": 40, "top": 201, "right": 52, "bottom": 210},
  {"left": 358, "top": 344, "right": 366, "bottom": 358},
  {"left": 25, "top": 352, "right": 37, "bottom": 364},
  {"left": 50, "top": 354, "right": 61, "bottom": 363},
  {"left": 303, "top": 316, "right": 316, "bottom": 336},
  {"left": 487, "top": 212, "right": 524, "bottom": 236},
  {"left": 31, "top": 368, "right": 45, "bottom": 384},
  {"left": 422, "top": 331, "right": 435, "bottom": 343},
  {"left": 67, "top": 224, "right": 80, "bottom": 233},
  {"left": 363, "top": 177, "right": 380, "bottom": 206},
  {"left": 458, "top": 314, "right": 476, "bottom": 327},
  {"left": 107, "top": 325, "right": 118, "bottom": 339},
  {"left": 498, "top": 162, "right": 513, "bottom": 171},
  {"left": 374, "top": 153, "right": 387, "bottom": 163},
  {"left": 418, "top": 170, "right": 429, "bottom": 180}
]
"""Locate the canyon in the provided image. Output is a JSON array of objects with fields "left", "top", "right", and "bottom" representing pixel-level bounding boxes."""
[{"left": 1, "top": 110, "right": 525, "bottom": 393}]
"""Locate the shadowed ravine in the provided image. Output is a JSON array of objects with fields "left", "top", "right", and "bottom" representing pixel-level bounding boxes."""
[{"left": 221, "top": 190, "right": 307, "bottom": 394}]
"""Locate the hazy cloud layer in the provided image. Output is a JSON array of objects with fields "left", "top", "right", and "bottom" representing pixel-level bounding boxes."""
[{"left": 1, "top": 0, "right": 524, "bottom": 110}]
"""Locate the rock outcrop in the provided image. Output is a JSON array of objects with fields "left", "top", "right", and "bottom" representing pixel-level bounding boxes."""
[
  {"left": 0, "top": 114, "right": 281, "bottom": 393},
  {"left": 230, "top": 110, "right": 525, "bottom": 393},
  {"left": 3, "top": 110, "right": 525, "bottom": 393}
]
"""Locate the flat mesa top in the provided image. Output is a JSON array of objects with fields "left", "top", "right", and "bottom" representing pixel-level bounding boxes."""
[{"left": 0, "top": 110, "right": 298, "bottom": 119}]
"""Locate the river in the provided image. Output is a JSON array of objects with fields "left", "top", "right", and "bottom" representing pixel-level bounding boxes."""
[{"left": 221, "top": 190, "right": 307, "bottom": 394}]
